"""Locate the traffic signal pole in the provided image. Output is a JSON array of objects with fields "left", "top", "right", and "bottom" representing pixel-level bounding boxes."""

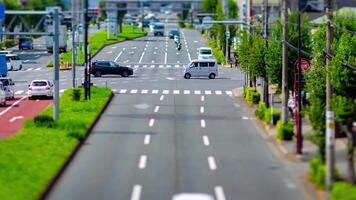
[{"left": 84, "top": 0, "right": 89, "bottom": 100}]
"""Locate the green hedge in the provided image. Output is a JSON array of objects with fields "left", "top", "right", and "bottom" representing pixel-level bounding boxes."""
[
  {"left": 309, "top": 157, "right": 339, "bottom": 189},
  {"left": 263, "top": 107, "right": 281, "bottom": 125},
  {"left": 208, "top": 40, "right": 225, "bottom": 64},
  {"left": 243, "top": 86, "right": 260, "bottom": 106},
  {"left": 4, "top": 39, "right": 15, "bottom": 48},
  {"left": 255, "top": 102, "right": 267, "bottom": 120},
  {"left": 331, "top": 182, "right": 356, "bottom": 200},
  {"left": 276, "top": 120, "right": 294, "bottom": 140},
  {"left": 0, "top": 86, "right": 112, "bottom": 200}
]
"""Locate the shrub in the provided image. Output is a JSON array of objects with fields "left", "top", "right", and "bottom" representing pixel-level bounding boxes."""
[
  {"left": 255, "top": 102, "right": 266, "bottom": 120},
  {"left": 276, "top": 120, "right": 294, "bottom": 140},
  {"left": 331, "top": 182, "right": 356, "bottom": 200},
  {"left": 310, "top": 157, "right": 326, "bottom": 188},
  {"left": 263, "top": 107, "right": 281, "bottom": 125},
  {"left": 72, "top": 88, "right": 81, "bottom": 101},
  {"left": 33, "top": 115, "right": 54, "bottom": 128},
  {"left": 4, "top": 39, "right": 14, "bottom": 48},
  {"left": 67, "top": 131, "right": 85, "bottom": 142},
  {"left": 243, "top": 87, "right": 260, "bottom": 105}
]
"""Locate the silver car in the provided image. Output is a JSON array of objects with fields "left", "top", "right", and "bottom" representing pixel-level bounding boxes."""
[
  {"left": 0, "top": 82, "right": 6, "bottom": 106},
  {"left": 0, "top": 77, "right": 15, "bottom": 100},
  {"left": 28, "top": 80, "right": 53, "bottom": 100}
]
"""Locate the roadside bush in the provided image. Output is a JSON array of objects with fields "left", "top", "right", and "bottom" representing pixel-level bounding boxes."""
[
  {"left": 263, "top": 107, "right": 281, "bottom": 125},
  {"left": 33, "top": 115, "right": 54, "bottom": 128},
  {"left": 72, "top": 88, "right": 81, "bottom": 101},
  {"left": 276, "top": 120, "right": 294, "bottom": 140},
  {"left": 310, "top": 157, "right": 326, "bottom": 188},
  {"left": 243, "top": 86, "right": 260, "bottom": 105},
  {"left": 4, "top": 39, "right": 14, "bottom": 48},
  {"left": 255, "top": 102, "right": 266, "bottom": 120},
  {"left": 67, "top": 131, "right": 85, "bottom": 142},
  {"left": 331, "top": 182, "right": 356, "bottom": 200}
]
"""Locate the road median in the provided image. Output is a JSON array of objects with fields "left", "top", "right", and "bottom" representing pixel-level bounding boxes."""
[{"left": 0, "top": 86, "right": 113, "bottom": 200}]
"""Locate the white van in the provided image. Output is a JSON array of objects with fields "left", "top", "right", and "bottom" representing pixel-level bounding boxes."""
[
  {"left": 6, "top": 54, "right": 23, "bottom": 71},
  {"left": 0, "top": 82, "right": 6, "bottom": 106},
  {"left": 197, "top": 47, "right": 213, "bottom": 60},
  {"left": 184, "top": 59, "right": 218, "bottom": 79}
]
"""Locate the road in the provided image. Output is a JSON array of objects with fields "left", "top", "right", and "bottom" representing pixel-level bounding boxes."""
[{"left": 45, "top": 18, "right": 307, "bottom": 200}]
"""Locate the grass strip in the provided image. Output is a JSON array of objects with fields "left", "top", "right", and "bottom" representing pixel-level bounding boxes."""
[
  {"left": 48, "top": 25, "right": 147, "bottom": 67},
  {"left": 0, "top": 86, "right": 112, "bottom": 200}
]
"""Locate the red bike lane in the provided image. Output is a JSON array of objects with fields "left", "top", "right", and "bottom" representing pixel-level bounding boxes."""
[{"left": 0, "top": 97, "right": 52, "bottom": 138}]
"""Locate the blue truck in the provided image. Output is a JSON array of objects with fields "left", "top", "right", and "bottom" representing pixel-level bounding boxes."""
[{"left": 0, "top": 55, "right": 7, "bottom": 77}]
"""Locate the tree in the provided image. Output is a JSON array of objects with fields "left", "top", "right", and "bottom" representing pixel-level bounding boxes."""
[{"left": 202, "top": 0, "right": 218, "bottom": 13}]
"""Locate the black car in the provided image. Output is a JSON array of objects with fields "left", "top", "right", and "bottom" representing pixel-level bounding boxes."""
[
  {"left": 168, "top": 30, "right": 180, "bottom": 39},
  {"left": 19, "top": 37, "right": 34, "bottom": 50},
  {"left": 90, "top": 61, "right": 133, "bottom": 77}
]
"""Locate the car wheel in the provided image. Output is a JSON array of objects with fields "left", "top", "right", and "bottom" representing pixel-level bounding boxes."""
[
  {"left": 19, "top": 65, "right": 23, "bottom": 70},
  {"left": 209, "top": 73, "right": 216, "bottom": 79},
  {"left": 3, "top": 101, "right": 6, "bottom": 106},
  {"left": 184, "top": 73, "right": 191, "bottom": 79},
  {"left": 94, "top": 71, "right": 102, "bottom": 77},
  {"left": 122, "top": 71, "right": 129, "bottom": 77}
]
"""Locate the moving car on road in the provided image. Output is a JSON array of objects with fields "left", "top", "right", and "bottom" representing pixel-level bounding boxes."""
[
  {"left": 0, "top": 77, "right": 15, "bottom": 100},
  {"left": 169, "top": 29, "right": 180, "bottom": 39},
  {"left": 153, "top": 23, "right": 165, "bottom": 36},
  {"left": 0, "top": 50, "right": 13, "bottom": 55},
  {"left": 28, "top": 80, "right": 53, "bottom": 100},
  {"left": 90, "top": 61, "right": 133, "bottom": 77},
  {"left": 0, "top": 82, "right": 6, "bottom": 106},
  {"left": 184, "top": 59, "right": 218, "bottom": 79},
  {"left": 18, "top": 37, "right": 34, "bottom": 50},
  {"left": 197, "top": 47, "right": 213, "bottom": 60},
  {"left": 6, "top": 54, "right": 23, "bottom": 71}
]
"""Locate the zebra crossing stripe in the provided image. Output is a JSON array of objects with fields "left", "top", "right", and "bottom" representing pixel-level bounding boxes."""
[
  {"left": 173, "top": 90, "right": 180, "bottom": 94},
  {"left": 215, "top": 91, "right": 222, "bottom": 95},
  {"left": 141, "top": 89, "right": 148, "bottom": 94},
  {"left": 205, "top": 90, "right": 212, "bottom": 95},
  {"left": 114, "top": 89, "right": 233, "bottom": 96},
  {"left": 163, "top": 90, "right": 169, "bottom": 94},
  {"left": 184, "top": 90, "right": 191, "bottom": 94},
  {"left": 152, "top": 90, "right": 159, "bottom": 94},
  {"left": 150, "top": 65, "right": 155, "bottom": 68},
  {"left": 130, "top": 89, "right": 138, "bottom": 94},
  {"left": 194, "top": 90, "right": 201, "bottom": 95},
  {"left": 226, "top": 91, "right": 233, "bottom": 96}
]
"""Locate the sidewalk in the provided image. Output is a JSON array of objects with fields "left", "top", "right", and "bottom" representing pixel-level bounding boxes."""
[{"left": 232, "top": 87, "right": 353, "bottom": 200}]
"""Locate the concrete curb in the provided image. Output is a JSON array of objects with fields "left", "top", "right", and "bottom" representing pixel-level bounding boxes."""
[{"left": 39, "top": 91, "right": 114, "bottom": 200}]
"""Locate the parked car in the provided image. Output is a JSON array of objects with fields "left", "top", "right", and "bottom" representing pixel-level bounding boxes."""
[
  {"left": 19, "top": 37, "right": 34, "bottom": 50},
  {"left": 197, "top": 47, "right": 213, "bottom": 60},
  {"left": 0, "top": 50, "right": 13, "bottom": 55},
  {"left": 90, "top": 61, "right": 133, "bottom": 77},
  {"left": 28, "top": 80, "right": 53, "bottom": 100},
  {"left": 169, "top": 29, "right": 180, "bottom": 39},
  {"left": 184, "top": 59, "right": 218, "bottom": 79},
  {"left": 0, "top": 82, "right": 6, "bottom": 106},
  {"left": 6, "top": 54, "right": 23, "bottom": 71},
  {"left": 0, "top": 77, "right": 15, "bottom": 100}
]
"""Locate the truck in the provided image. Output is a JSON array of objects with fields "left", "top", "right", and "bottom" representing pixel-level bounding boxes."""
[
  {"left": 0, "top": 55, "right": 7, "bottom": 77},
  {"left": 45, "top": 25, "right": 68, "bottom": 53}
]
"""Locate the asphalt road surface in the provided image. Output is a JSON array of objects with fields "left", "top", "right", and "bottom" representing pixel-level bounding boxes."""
[{"left": 44, "top": 18, "right": 307, "bottom": 200}]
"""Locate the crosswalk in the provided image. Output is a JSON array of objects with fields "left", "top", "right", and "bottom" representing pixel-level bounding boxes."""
[
  {"left": 14, "top": 89, "right": 66, "bottom": 96},
  {"left": 112, "top": 89, "right": 233, "bottom": 96},
  {"left": 125, "top": 64, "right": 185, "bottom": 69},
  {"left": 23, "top": 67, "right": 43, "bottom": 71}
]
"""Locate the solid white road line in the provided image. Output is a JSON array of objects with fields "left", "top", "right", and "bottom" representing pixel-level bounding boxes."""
[
  {"left": 0, "top": 96, "right": 27, "bottom": 116},
  {"left": 9, "top": 116, "right": 24, "bottom": 123},
  {"left": 201, "top": 96, "right": 205, "bottom": 102},
  {"left": 144, "top": 134, "right": 151, "bottom": 145},
  {"left": 200, "top": 106, "right": 205, "bottom": 114},
  {"left": 149, "top": 118, "right": 155, "bottom": 127},
  {"left": 138, "top": 51, "right": 145, "bottom": 63},
  {"left": 160, "top": 95, "right": 164, "bottom": 101},
  {"left": 114, "top": 51, "right": 123, "bottom": 62},
  {"left": 214, "top": 186, "right": 226, "bottom": 200},
  {"left": 187, "top": 52, "right": 192, "bottom": 61},
  {"left": 203, "top": 135, "right": 210, "bottom": 146},
  {"left": 138, "top": 155, "right": 147, "bottom": 169},
  {"left": 200, "top": 119, "right": 206, "bottom": 128},
  {"left": 130, "top": 185, "right": 142, "bottom": 200},
  {"left": 208, "top": 156, "right": 217, "bottom": 170},
  {"left": 154, "top": 106, "right": 160, "bottom": 113}
]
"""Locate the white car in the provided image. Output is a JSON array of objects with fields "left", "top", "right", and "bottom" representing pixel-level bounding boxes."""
[
  {"left": 0, "top": 82, "right": 6, "bottom": 106},
  {"left": 28, "top": 80, "right": 53, "bottom": 100},
  {"left": 0, "top": 50, "right": 13, "bottom": 55},
  {"left": 197, "top": 47, "right": 213, "bottom": 60},
  {"left": 0, "top": 77, "right": 15, "bottom": 100},
  {"left": 6, "top": 54, "right": 23, "bottom": 71},
  {"left": 184, "top": 59, "right": 218, "bottom": 79}
]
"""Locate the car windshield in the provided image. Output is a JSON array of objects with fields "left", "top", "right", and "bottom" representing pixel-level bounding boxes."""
[
  {"left": 32, "top": 81, "right": 47, "bottom": 86},
  {"left": 0, "top": 79, "right": 9, "bottom": 86},
  {"left": 154, "top": 25, "right": 164, "bottom": 29},
  {"left": 200, "top": 49, "right": 212, "bottom": 55}
]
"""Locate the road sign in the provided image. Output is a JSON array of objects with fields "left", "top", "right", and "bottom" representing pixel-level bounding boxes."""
[
  {"left": 202, "top": 16, "right": 213, "bottom": 29},
  {"left": 226, "top": 30, "right": 230, "bottom": 38}
]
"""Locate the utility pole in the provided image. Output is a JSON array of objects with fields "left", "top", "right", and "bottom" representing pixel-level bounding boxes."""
[
  {"left": 141, "top": 0, "right": 144, "bottom": 32},
  {"left": 71, "top": 1, "right": 76, "bottom": 88},
  {"left": 325, "top": 0, "right": 335, "bottom": 196},
  {"left": 53, "top": 8, "right": 60, "bottom": 120},
  {"left": 84, "top": 0, "right": 89, "bottom": 100},
  {"left": 224, "top": 0, "right": 229, "bottom": 64},
  {"left": 281, "top": 0, "right": 289, "bottom": 124},
  {"left": 296, "top": 1, "right": 302, "bottom": 154},
  {"left": 262, "top": 0, "right": 269, "bottom": 107}
]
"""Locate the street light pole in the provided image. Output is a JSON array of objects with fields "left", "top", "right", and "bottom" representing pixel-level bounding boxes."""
[
  {"left": 53, "top": 8, "right": 60, "bottom": 120},
  {"left": 84, "top": 0, "right": 89, "bottom": 100},
  {"left": 71, "top": 2, "right": 76, "bottom": 88},
  {"left": 281, "top": 0, "right": 289, "bottom": 124}
]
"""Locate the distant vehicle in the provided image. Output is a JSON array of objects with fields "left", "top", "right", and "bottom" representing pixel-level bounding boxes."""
[
  {"left": 0, "top": 77, "right": 15, "bottom": 100},
  {"left": 143, "top": 19, "right": 150, "bottom": 27},
  {"left": 149, "top": 22, "right": 156, "bottom": 32},
  {"left": 18, "top": 37, "right": 34, "bottom": 50},
  {"left": 45, "top": 25, "right": 68, "bottom": 53},
  {"left": 28, "top": 80, "right": 53, "bottom": 100},
  {"left": 197, "top": 47, "right": 213, "bottom": 60},
  {"left": 0, "top": 55, "right": 7, "bottom": 77},
  {"left": 0, "top": 50, "right": 13, "bottom": 55},
  {"left": 0, "top": 82, "right": 6, "bottom": 106},
  {"left": 6, "top": 54, "right": 22, "bottom": 71},
  {"left": 90, "top": 61, "right": 134, "bottom": 77},
  {"left": 300, "top": 0, "right": 324, "bottom": 12},
  {"left": 172, "top": 193, "right": 214, "bottom": 200},
  {"left": 184, "top": 59, "right": 218, "bottom": 79},
  {"left": 174, "top": 35, "right": 180, "bottom": 43},
  {"left": 169, "top": 30, "right": 180, "bottom": 39},
  {"left": 153, "top": 23, "right": 165, "bottom": 36},
  {"left": 123, "top": 14, "right": 133, "bottom": 24}
]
